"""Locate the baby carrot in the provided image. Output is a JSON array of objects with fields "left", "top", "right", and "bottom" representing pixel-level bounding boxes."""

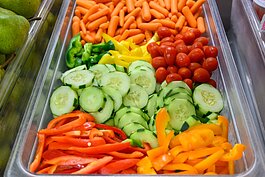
[
  {"left": 169, "top": 28, "right": 177, "bottom": 35},
  {"left": 128, "top": 29, "right": 142, "bottom": 36},
  {"left": 99, "top": 3, "right": 108, "bottom": 9},
  {"left": 164, "top": 0, "right": 171, "bottom": 11},
  {"left": 114, "top": 34, "right": 121, "bottom": 41},
  {"left": 177, "top": 12, "right": 183, "bottom": 18},
  {"left": 119, "top": 29, "right": 130, "bottom": 41},
  {"left": 160, "top": 19, "right": 176, "bottom": 29},
  {"left": 82, "top": 32, "right": 95, "bottom": 43},
  {"left": 126, "top": 0, "right": 135, "bottom": 13},
  {"left": 72, "top": 22, "right": 80, "bottom": 36},
  {"left": 145, "top": 30, "right": 153, "bottom": 42},
  {"left": 197, "top": 17, "right": 206, "bottom": 33},
  {"left": 168, "top": 12, "right": 173, "bottom": 18},
  {"left": 76, "top": 0, "right": 93, "bottom": 10},
  {"left": 115, "top": 28, "right": 121, "bottom": 36},
  {"left": 121, "top": 16, "right": 135, "bottom": 34},
  {"left": 111, "top": 2, "right": 124, "bottom": 17},
  {"left": 142, "top": 1, "right": 152, "bottom": 21},
  {"left": 81, "top": 39, "right": 86, "bottom": 46},
  {"left": 75, "top": 9, "right": 81, "bottom": 18},
  {"left": 95, "top": 28, "right": 103, "bottom": 43},
  {"left": 83, "top": 5, "right": 99, "bottom": 24},
  {"left": 175, "top": 15, "right": 185, "bottom": 31},
  {"left": 108, "top": 16, "right": 120, "bottom": 37},
  {"left": 95, "top": 0, "right": 112, "bottom": 3},
  {"left": 186, "top": 0, "right": 195, "bottom": 8},
  {"left": 125, "top": 7, "right": 141, "bottom": 21},
  {"left": 190, "top": 0, "right": 206, "bottom": 14},
  {"left": 138, "top": 23, "right": 162, "bottom": 31},
  {"left": 128, "top": 33, "right": 145, "bottom": 44},
  {"left": 130, "top": 22, "right": 137, "bottom": 29},
  {"left": 171, "top": 15, "right": 178, "bottom": 23},
  {"left": 150, "top": 9, "right": 165, "bottom": 19},
  {"left": 178, "top": 0, "right": 187, "bottom": 11},
  {"left": 88, "top": 8, "right": 109, "bottom": 22},
  {"left": 171, "top": 0, "right": 178, "bottom": 15},
  {"left": 87, "top": 16, "right": 108, "bottom": 31},
  {"left": 73, "top": 16, "right": 80, "bottom": 23},
  {"left": 136, "top": 15, "right": 143, "bottom": 27},
  {"left": 182, "top": 6, "right": 197, "bottom": 28},
  {"left": 149, "top": 1, "right": 169, "bottom": 17},
  {"left": 135, "top": 0, "right": 145, "bottom": 7},
  {"left": 76, "top": 6, "right": 89, "bottom": 15},
  {"left": 158, "top": 0, "right": 166, "bottom": 8},
  {"left": 80, "top": 20, "right": 87, "bottom": 34},
  {"left": 119, "top": 9, "right": 125, "bottom": 27},
  {"left": 99, "top": 22, "right": 109, "bottom": 29},
  {"left": 109, "top": 4, "right": 115, "bottom": 14},
  {"left": 194, "top": 7, "right": 202, "bottom": 19}
]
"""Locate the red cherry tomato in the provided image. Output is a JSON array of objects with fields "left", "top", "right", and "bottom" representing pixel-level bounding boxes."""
[
  {"left": 167, "top": 65, "right": 178, "bottom": 74},
  {"left": 164, "top": 46, "right": 177, "bottom": 66},
  {"left": 178, "top": 67, "right": 192, "bottom": 79},
  {"left": 189, "top": 62, "right": 202, "bottom": 72},
  {"left": 160, "top": 36, "right": 175, "bottom": 43},
  {"left": 166, "top": 73, "right": 182, "bottom": 83},
  {"left": 183, "top": 31, "right": 196, "bottom": 45},
  {"left": 183, "top": 78, "right": 193, "bottom": 89},
  {"left": 208, "top": 79, "right": 217, "bottom": 88},
  {"left": 147, "top": 42, "right": 161, "bottom": 58},
  {"left": 152, "top": 56, "right": 168, "bottom": 69},
  {"left": 175, "top": 44, "right": 189, "bottom": 54},
  {"left": 202, "top": 57, "right": 218, "bottom": 72},
  {"left": 160, "top": 41, "right": 176, "bottom": 48},
  {"left": 176, "top": 53, "right": 191, "bottom": 67},
  {"left": 157, "top": 26, "right": 172, "bottom": 39},
  {"left": 188, "top": 48, "right": 205, "bottom": 63},
  {"left": 175, "top": 34, "right": 184, "bottom": 40},
  {"left": 155, "top": 67, "right": 169, "bottom": 83},
  {"left": 159, "top": 44, "right": 168, "bottom": 55},
  {"left": 174, "top": 39, "right": 185, "bottom": 46},
  {"left": 193, "top": 68, "right": 210, "bottom": 83},
  {"left": 194, "top": 37, "right": 209, "bottom": 45},
  {"left": 191, "top": 41, "right": 203, "bottom": 50},
  {"left": 204, "top": 46, "right": 218, "bottom": 58},
  {"left": 189, "top": 28, "right": 201, "bottom": 38}
]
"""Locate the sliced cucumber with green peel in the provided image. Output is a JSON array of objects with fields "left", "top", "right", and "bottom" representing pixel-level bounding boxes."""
[
  {"left": 128, "top": 60, "right": 155, "bottom": 74},
  {"left": 165, "top": 87, "right": 192, "bottom": 97},
  {"left": 193, "top": 84, "right": 223, "bottom": 115},
  {"left": 114, "top": 107, "right": 129, "bottom": 126},
  {"left": 164, "top": 81, "right": 192, "bottom": 95},
  {"left": 79, "top": 86, "right": 105, "bottom": 112},
  {"left": 164, "top": 92, "right": 193, "bottom": 105},
  {"left": 91, "top": 95, "right": 114, "bottom": 123},
  {"left": 63, "top": 70, "right": 94, "bottom": 90},
  {"left": 60, "top": 65, "right": 87, "bottom": 82},
  {"left": 105, "top": 64, "right": 116, "bottom": 72},
  {"left": 50, "top": 86, "right": 78, "bottom": 116},
  {"left": 148, "top": 115, "right": 156, "bottom": 132},
  {"left": 146, "top": 94, "right": 158, "bottom": 117},
  {"left": 122, "top": 123, "right": 146, "bottom": 136},
  {"left": 130, "top": 129, "right": 158, "bottom": 148},
  {"left": 100, "top": 71, "right": 130, "bottom": 96},
  {"left": 118, "top": 112, "right": 148, "bottom": 129},
  {"left": 180, "top": 115, "right": 200, "bottom": 132},
  {"left": 123, "top": 84, "right": 148, "bottom": 109},
  {"left": 129, "top": 69, "right": 156, "bottom": 95},
  {"left": 89, "top": 64, "right": 112, "bottom": 84},
  {"left": 102, "top": 86, "right": 122, "bottom": 111},
  {"left": 167, "top": 98, "right": 196, "bottom": 131},
  {"left": 104, "top": 118, "right": 114, "bottom": 126},
  {"left": 115, "top": 64, "right": 126, "bottom": 72}
]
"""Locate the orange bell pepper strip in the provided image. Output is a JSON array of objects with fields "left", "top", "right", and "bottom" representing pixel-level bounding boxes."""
[
  {"left": 228, "top": 160, "right": 235, "bottom": 174},
  {"left": 163, "top": 163, "right": 198, "bottom": 173},
  {"left": 43, "top": 155, "right": 97, "bottom": 166},
  {"left": 108, "top": 151, "right": 144, "bottom": 158},
  {"left": 187, "top": 123, "right": 222, "bottom": 136},
  {"left": 218, "top": 115, "right": 229, "bottom": 139},
  {"left": 212, "top": 136, "right": 227, "bottom": 147},
  {"left": 169, "top": 145, "right": 184, "bottom": 157},
  {"left": 169, "top": 135, "right": 181, "bottom": 148},
  {"left": 172, "top": 152, "right": 189, "bottom": 163},
  {"left": 188, "top": 147, "right": 223, "bottom": 160},
  {"left": 89, "top": 128, "right": 104, "bottom": 139},
  {"left": 137, "top": 166, "right": 157, "bottom": 174},
  {"left": 204, "top": 172, "right": 218, "bottom": 175},
  {"left": 156, "top": 108, "right": 170, "bottom": 146},
  {"left": 36, "top": 164, "right": 57, "bottom": 174},
  {"left": 30, "top": 133, "right": 46, "bottom": 172},
  {"left": 99, "top": 159, "right": 140, "bottom": 174},
  {"left": 152, "top": 153, "right": 174, "bottom": 171},
  {"left": 72, "top": 156, "right": 113, "bottom": 174},
  {"left": 219, "top": 144, "right": 246, "bottom": 161}
]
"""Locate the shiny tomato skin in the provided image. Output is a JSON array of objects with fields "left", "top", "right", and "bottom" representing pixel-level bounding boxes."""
[
  {"left": 204, "top": 46, "right": 218, "bottom": 58},
  {"left": 189, "top": 62, "right": 202, "bottom": 72},
  {"left": 183, "top": 31, "right": 196, "bottom": 45},
  {"left": 175, "top": 44, "right": 189, "bottom": 54},
  {"left": 176, "top": 53, "right": 191, "bottom": 67},
  {"left": 178, "top": 67, "right": 192, "bottom": 79},
  {"left": 189, "top": 28, "right": 201, "bottom": 38},
  {"left": 202, "top": 57, "right": 218, "bottom": 72},
  {"left": 208, "top": 79, "right": 217, "bottom": 88},
  {"left": 194, "top": 37, "right": 209, "bottom": 45},
  {"left": 159, "top": 44, "right": 168, "bottom": 55},
  {"left": 183, "top": 78, "right": 193, "bottom": 89},
  {"left": 167, "top": 65, "right": 178, "bottom": 74},
  {"left": 161, "top": 36, "right": 175, "bottom": 43},
  {"left": 174, "top": 39, "right": 185, "bottom": 46},
  {"left": 191, "top": 41, "right": 203, "bottom": 50},
  {"left": 160, "top": 41, "right": 176, "bottom": 48},
  {"left": 147, "top": 42, "right": 161, "bottom": 58},
  {"left": 164, "top": 46, "right": 177, "bottom": 66},
  {"left": 166, "top": 73, "right": 182, "bottom": 83},
  {"left": 155, "top": 67, "right": 169, "bottom": 83},
  {"left": 193, "top": 68, "right": 210, "bottom": 83},
  {"left": 188, "top": 48, "right": 205, "bottom": 63},
  {"left": 157, "top": 26, "right": 173, "bottom": 39},
  {"left": 152, "top": 56, "right": 168, "bottom": 69},
  {"left": 175, "top": 34, "right": 184, "bottom": 40}
]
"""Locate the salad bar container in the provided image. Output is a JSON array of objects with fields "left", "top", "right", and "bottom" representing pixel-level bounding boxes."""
[{"left": 3, "top": 0, "right": 265, "bottom": 176}]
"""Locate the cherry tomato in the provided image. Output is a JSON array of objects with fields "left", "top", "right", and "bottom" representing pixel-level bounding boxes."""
[
  {"left": 167, "top": 65, "right": 178, "bottom": 74},
  {"left": 178, "top": 67, "right": 192, "bottom": 79},
  {"left": 204, "top": 46, "right": 218, "bottom": 58},
  {"left": 159, "top": 44, "right": 168, "bottom": 55},
  {"left": 160, "top": 41, "right": 176, "bottom": 47},
  {"left": 155, "top": 67, "right": 169, "bottom": 83},
  {"left": 175, "top": 34, "right": 184, "bottom": 40},
  {"left": 187, "top": 45, "right": 193, "bottom": 53},
  {"left": 164, "top": 46, "right": 177, "bottom": 66},
  {"left": 175, "top": 44, "right": 189, "bottom": 54},
  {"left": 166, "top": 73, "right": 182, "bottom": 83},
  {"left": 194, "top": 37, "right": 209, "bottom": 45},
  {"left": 208, "top": 79, "right": 217, "bottom": 88},
  {"left": 152, "top": 56, "right": 168, "bottom": 69},
  {"left": 191, "top": 41, "right": 203, "bottom": 50},
  {"left": 189, "top": 28, "right": 201, "bottom": 38},
  {"left": 189, "top": 62, "right": 202, "bottom": 72},
  {"left": 193, "top": 68, "right": 210, "bottom": 83},
  {"left": 147, "top": 42, "right": 161, "bottom": 58},
  {"left": 183, "top": 31, "right": 196, "bottom": 45},
  {"left": 174, "top": 39, "right": 185, "bottom": 46},
  {"left": 176, "top": 53, "right": 191, "bottom": 67},
  {"left": 202, "top": 57, "right": 218, "bottom": 72},
  {"left": 188, "top": 48, "right": 205, "bottom": 63},
  {"left": 183, "top": 78, "right": 193, "bottom": 89},
  {"left": 157, "top": 26, "right": 172, "bottom": 39},
  {"left": 161, "top": 36, "right": 175, "bottom": 43}
]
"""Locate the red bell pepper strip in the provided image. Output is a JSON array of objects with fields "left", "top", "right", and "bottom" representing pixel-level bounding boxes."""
[
  {"left": 37, "top": 165, "right": 57, "bottom": 174},
  {"left": 30, "top": 133, "right": 46, "bottom": 173},
  {"left": 73, "top": 122, "right": 96, "bottom": 131},
  {"left": 108, "top": 151, "right": 144, "bottom": 159},
  {"left": 95, "top": 124, "right": 127, "bottom": 140},
  {"left": 89, "top": 128, "right": 104, "bottom": 139},
  {"left": 42, "top": 149, "right": 69, "bottom": 160},
  {"left": 43, "top": 155, "right": 97, "bottom": 166},
  {"left": 72, "top": 156, "right": 113, "bottom": 174},
  {"left": 120, "top": 168, "right": 137, "bottom": 174},
  {"left": 126, "top": 143, "right": 151, "bottom": 154},
  {"left": 99, "top": 159, "right": 140, "bottom": 174}
]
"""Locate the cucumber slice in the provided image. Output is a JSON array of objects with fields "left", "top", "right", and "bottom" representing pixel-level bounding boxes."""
[
  {"left": 100, "top": 71, "right": 130, "bottom": 96},
  {"left": 89, "top": 64, "right": 110, "bottom": 84},
  {"left": 130, "top": 129, "right": 158, "bottom": 148},
  {"left": 128, "top": 60, "right": 155, "bottom": 74},
  {"left": 63, "top": 70, "right": 94, "bottom": 90},
  {"left": 50, "top": 86, "right": 78, "bottom": 116},
  {"left": 123, "top": 84, "right": 148, "bottom": 109},
  {"left": 193, "top": 84, "right": 223, "bottom": 114},
  {"left": 115, "top": 64, "right": 126, "bottom": 72},
  {"left": 180, "top": 115, "right": 200, "bottom": 132},
  {"left": 165, "top": 81, "right": 192, "bottom": 95},
  {"left": 79, "top": 87, "right": 105, "bottom": 112},
  {"left": 102, "top": 86, "right": 122, "bottom": 111},
  {"left": 60, "top": 65, "right": 87, "bottom": 82},
  {"left": 165, "top": 87, "right": 192, "bottom": 97},
  {"left": 91, "top": 95, "right": 114, "bottom": 123},
  {"left": 104, "top": 118, "right": 114, "bottom": 126},
  {"left": 146, "top": 94, "right": 158, "bottom": 117},
  {"left": 167, "top": 98, "right": 196, "bottom": 131},
  {"left": 122, "top": 123, "right": 146, "bottom": 136},
  {"left": 118, "top": 112, "right": 148, "bottom": 129},
  {"left": 164, "top": 92, "right": 193, "bottom": 105},
  {"left": 114, "top": 107, "right": 129, "bottom": 126},
  {"left": 105, "top": 64, "right": 116, "bottom": 72},
  {"left": 130, "top": 69, "right": 156, "bottom": 95},
  {"left": 148, "top": 114, "right": 156, "bottom": 132}
]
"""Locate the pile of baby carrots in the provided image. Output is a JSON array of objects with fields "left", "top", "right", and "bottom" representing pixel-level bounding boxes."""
[{"left": 73, "top": 0, "right": 206, "bottom": 45}]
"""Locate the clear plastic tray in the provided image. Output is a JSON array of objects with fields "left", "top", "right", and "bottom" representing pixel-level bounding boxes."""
[{"left": 5, "top": 0, "right": 265, "bottom": 176}]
